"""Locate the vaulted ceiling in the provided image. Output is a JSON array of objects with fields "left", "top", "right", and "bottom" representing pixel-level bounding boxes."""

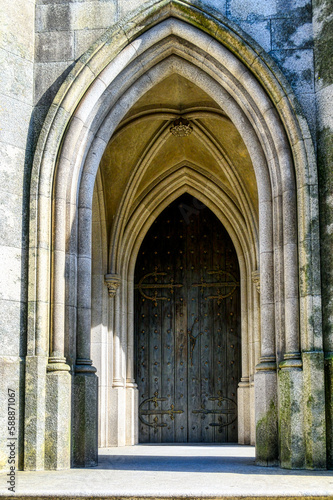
[{"left": 99, "top": 73, "right": 258, "bottom": 243}]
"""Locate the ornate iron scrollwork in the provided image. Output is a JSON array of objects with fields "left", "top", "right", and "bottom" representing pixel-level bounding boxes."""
[
  {"left": 192, "top": 269, "right": 239, "bottom": 304},
  {"left": 135, "top": 268, "right": 183, "bottom": 306},
  {"left": 139, "top": 392, "right": 184, "bottom": 431},
  {"left": 192, "top": 391, "right": 237, "bottom": 432}
]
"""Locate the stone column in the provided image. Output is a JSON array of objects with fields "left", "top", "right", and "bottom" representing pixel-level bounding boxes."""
[
  {"left": 238, "top": 273, "right": 251, "bottom": 444},
  {"left": 73, "top": 205, "right": 98, "bottom": 467},
  {"left": 254, "top": 198, "right": 279, "bottom": 466},
  {"left": 125, "top": 277, "right": 139, "bottom": 445},
  {"left": 105, "top": 274, "right": 126, "bottom": 446},
  {"left": 42, "top": 195, "right": 71, "bottom": 470},
  {"left": 278, "top": 189, "right": 305, "bottom": 469}
]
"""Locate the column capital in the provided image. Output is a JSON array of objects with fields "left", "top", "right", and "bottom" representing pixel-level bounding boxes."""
[{"left": 104, "top": 273, "right": 121, "bottom": 297}]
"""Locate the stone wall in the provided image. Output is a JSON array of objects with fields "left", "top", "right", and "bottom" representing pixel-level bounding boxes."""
[
  {"left": 33, "top": 0, "right": 316, "bottom": 145},
  {"left": 0, "top": 0, "right": 331, "bottom": 471},
  {"left": 313, "top": 0, "right": 333, "bottom": 468},
  {"left": 0, "top": 0, "right": 35, "bottom": 470}
]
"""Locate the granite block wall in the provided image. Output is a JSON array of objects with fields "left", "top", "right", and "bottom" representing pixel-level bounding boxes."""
[
  {"left": 0, "top": 0, "right": 35, "bottom": 470},
  {"left": 33, "top": 0, "right": 316, "bottom": 144}
]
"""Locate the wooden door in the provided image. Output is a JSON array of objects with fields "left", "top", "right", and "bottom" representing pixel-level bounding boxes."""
[{"left": 134, "top": 194, "right": 240, "bottom": 443}]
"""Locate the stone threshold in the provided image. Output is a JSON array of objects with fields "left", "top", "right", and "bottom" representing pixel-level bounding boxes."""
[{"left": 1, "top": 445, "right": 333, "bottom": 499}]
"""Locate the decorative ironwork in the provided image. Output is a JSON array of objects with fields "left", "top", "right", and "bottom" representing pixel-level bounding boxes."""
[
  {"left": 192, "top": 392, "right": 237, "bottom": 431},
  {"left": 139, "top": 392, "right": 184, "bottom": 431},
  {"left": 192, "top": 270, "right": 239, "bottom": 304},
  {"left": 135, "top": 268, "right": 183, "bottom": 306},
  {"left": 170, "top": 117, "right": 193, "bottom": 137},
  {"left": 187, "top": 317, "right": 203, "bottom": 366}
]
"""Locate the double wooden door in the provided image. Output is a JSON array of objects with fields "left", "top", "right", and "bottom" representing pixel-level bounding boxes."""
[{"left": 134, "top": 194, "right": 240, "bottom": 443}]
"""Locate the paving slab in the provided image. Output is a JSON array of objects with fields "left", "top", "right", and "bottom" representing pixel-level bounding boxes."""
[{"left": 1, "top": 444, "right": 333, "bottom": 499}]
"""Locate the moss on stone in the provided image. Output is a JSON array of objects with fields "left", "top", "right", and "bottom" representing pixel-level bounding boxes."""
[
  {"left": 314, "top": 0, "right": 333, "bottom": 86},
  {"left": 256, "top": 399, "right": 278, "bottom": 465}
]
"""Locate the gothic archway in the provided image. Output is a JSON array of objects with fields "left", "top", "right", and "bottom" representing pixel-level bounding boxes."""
[{"left": 26, "top": 0, "right": 324, "bottom": 471}]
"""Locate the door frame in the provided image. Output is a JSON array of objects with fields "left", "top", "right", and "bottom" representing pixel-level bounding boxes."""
[
  {"left": 133, "top": 193, "right": 242, "bottom": 443},
  {"left": 104, "top": 166, "right": 258, "bottom": 446}
]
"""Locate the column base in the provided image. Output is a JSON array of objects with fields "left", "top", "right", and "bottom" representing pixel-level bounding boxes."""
[
  {"left": 73, "top": 370, "right": 98, "bottom": 467},
  {"left": 45, "top": 369, "right": 71, "bottom": 470},
  {"left": 108, "top": 385, "right": 126, "bottom": 446},
  {"left": 278, "top": 360, "right": 304, "bottom": 469},
  {"left": 325, "top": 353, "right": 333, "bottom": 469},
  {"left": 126, "top": 382, "right": 139, "bottom": 445},
  {"left": 303, "top": 351, "right": 326, "bottom": 469},
  {"left": 24, "top": 356, "right": 47, "bottom": 471},
  {"left": 254, "top": 368, "right": 278, "bottom": 466},
  {"left": 238, "top": 378, "right": 251, "bottom": 445}
]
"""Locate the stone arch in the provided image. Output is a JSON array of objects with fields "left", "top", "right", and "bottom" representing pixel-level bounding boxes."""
[{"left": 25, "top": 0, "right": 324, "bottom": 471}]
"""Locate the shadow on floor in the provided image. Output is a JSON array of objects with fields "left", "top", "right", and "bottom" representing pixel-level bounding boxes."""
[{"left": 97, "top": 452, "right": 333, "bottom": 476}]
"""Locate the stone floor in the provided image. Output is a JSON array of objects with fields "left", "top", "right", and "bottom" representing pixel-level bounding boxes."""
[{"left": 1, "top": 444, "right": 333, "bottom": 499}]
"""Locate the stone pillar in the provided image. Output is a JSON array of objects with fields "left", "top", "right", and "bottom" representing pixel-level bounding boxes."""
[
  {"left": 278, "top": 358, "right": 304, "bottom": 469},
  {"left": 126, "top": 277, "right": 139, "bottom": 445},
  {"left": 238, "top": 378, "right": 251, "bottom": 444},
  {"left": 255, "top": 227, "right": 279, "bottom": 465},
  {"left": 255, "top": 366, "right": 278, "bottom": 466},
  {"left": 45, "top": 369, "right": 71, "bottom": 470},
  {"left": 24, "top": 356, "right": 47, "bottom": 470},
  {"left": 325, "top": 353, "right": 333, "bottom": 468},
  {"left": 73, "top": 206, "right": 98, "bottom": 466},
  {"left": 73, "top": 368, "right": 98, "bottom": 466},
  {"left": 303, "top": 351, "right": 326, "bottom": 469},
  {"left": 105, "top": 274, "right": 126, "bottom": 446}
]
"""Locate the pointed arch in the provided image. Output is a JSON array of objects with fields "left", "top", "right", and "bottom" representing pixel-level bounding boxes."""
[{"left": 25, "top": 0, "right": 324, "bottom": 471}]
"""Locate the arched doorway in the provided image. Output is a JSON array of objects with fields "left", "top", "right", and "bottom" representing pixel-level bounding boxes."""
[
  {"left": 25, "top": 0, "right": 325, "bottom": 471},
  {"left": 134, "top": 194, "right": 240, "bottom": 443}
]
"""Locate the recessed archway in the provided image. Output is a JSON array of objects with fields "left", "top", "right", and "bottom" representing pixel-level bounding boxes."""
[
  {"left": 26, "top": 0, "right": 324, "bottom": 471},
  {"left": 134, "top": 193, "right": 242, "bottom": 444}
]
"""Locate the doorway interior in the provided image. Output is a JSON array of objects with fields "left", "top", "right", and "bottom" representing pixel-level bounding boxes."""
[{"left": 134, "top": 194, "right": 241, "bottom": 443}]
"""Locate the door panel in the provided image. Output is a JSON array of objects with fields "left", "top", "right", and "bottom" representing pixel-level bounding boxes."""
[{"left": 134, "top": 194, "right": 240, "bottom": 443}]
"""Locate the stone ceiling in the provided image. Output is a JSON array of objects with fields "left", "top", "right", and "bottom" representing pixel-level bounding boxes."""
[{"left": 99, "top": 73, "right": 258, "bottom": 240}]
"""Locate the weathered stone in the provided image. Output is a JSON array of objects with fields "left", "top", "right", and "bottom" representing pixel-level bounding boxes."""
[
  {"left": 325, "top": 355, "right": 333, "bottom": 468},
  {"left": 278, "top": 364, "right": 305, "bottom": 469},
  {"left": 36, "top": 4, "right": 71, "bottom": 33},
  {"left": 36, "top": 31, "right": 74, "bottom": 63},
  {"left": 271, "top": 19, "right": 313, "bottom": 50},
  {"left": 73, "top": 372, "right": 98, "bottom": 466},
  {"left": 74, "top": 28, "right": 106, "bottom": 59},
  {"left": 70, "top": 2, "right": 117, "bottom": 31},
  {"left": 239, "top": 20, "right": 271, "bottom": 53},
  {"left": 0, "top": 0, "right": 332, "bottom": 475},
  {"left": 0, "top": 95, "right": 33, "bottom": 150},
  {"left": 0, "top": 299, "right": 26, "bottom": 356},
  {"left": 254, "top": 370, "right": 278, "bottom": 466},
  {"left": 24, "top": 356, "right": 47, "bottom": 471},
  {"left": 0, "top": 0, "right": 34, "bottom": 60},
  {"left": 45, "top": 370, "right": 71, "bottom": 470},
  {"left": 303, "top": 351, "right": 326, "bottom": 469},
  {"left": 0, "top": 356, "right": 24, "bottom": 471},
  {"left": 269, "top": 49, "right": 314, "bottom": 95}
]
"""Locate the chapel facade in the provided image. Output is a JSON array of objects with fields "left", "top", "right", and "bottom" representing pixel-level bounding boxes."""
[{"left": 1, "top": 0, "right": 333, "bottom": 471}]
